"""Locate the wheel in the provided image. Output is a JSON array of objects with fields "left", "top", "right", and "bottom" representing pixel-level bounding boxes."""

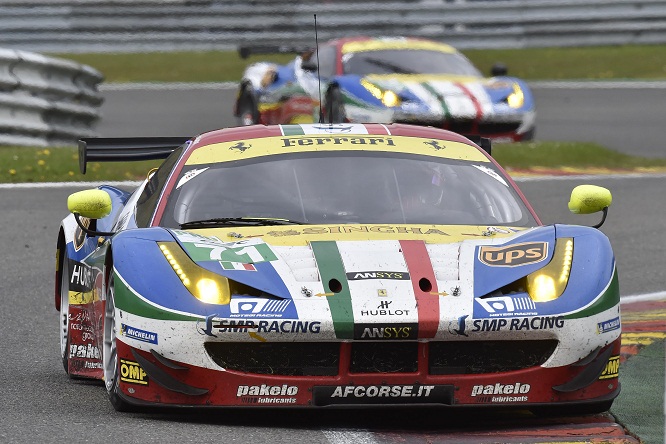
[
  {"left": 103, "top": 272, "right": 135, "bottom": 412},
  {"left": 59, "top": 256, "right": 70, "bottom": 373},
  {"left": 326, "top": 87, "right": 347, "bottom": 123},
  {"left": 236, "top": 90, "right": 259, "bottom": 126}
]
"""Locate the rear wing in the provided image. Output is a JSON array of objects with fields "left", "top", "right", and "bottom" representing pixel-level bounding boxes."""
[
  {"left": 238, "top": 45, "right": 313, "bottom": 59},
  {"left": 78, "top": 137, "right": 191, "bottom": 174}
]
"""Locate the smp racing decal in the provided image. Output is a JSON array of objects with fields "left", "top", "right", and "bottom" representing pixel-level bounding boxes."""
[
  {"left": 598, "top": 356, "right": 620, "bottom": 380},
  {"left": 478, "top": 242, "right": 548, "bottom": 267},
  {"left": 313, "top": 384, "right": 454, "bottom": 406},
  {"left": 472, "top": 316, "right": 564, "bottom": 332},
  {"left": 198, "top": 316, "right": 321, "bottom": 337}
]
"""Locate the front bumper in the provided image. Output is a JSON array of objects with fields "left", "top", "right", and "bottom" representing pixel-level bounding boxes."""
[{"left": 114, "top": 337, "right": 620, "bottom": 408}]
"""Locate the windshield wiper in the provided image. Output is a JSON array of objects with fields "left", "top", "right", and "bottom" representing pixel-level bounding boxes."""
[
  {"left": 179, "top": 217, "right": 305, "bottom": 229},
  {"left": 363, "top": 57, "right": 416, "bottom": 74}
]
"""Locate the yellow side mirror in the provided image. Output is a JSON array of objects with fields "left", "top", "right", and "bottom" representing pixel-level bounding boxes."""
[
  {"left": 568, "top": 185, "right": 612, "bottom": 215},
  {"left": 67, "top": 189, "right": 112, "bottom": 219}
]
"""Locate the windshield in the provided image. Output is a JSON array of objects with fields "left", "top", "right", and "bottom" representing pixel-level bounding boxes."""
[
  {"left": 343, "top": 49, "right": 482, "bottom": 77},
  {"left": 159, "top": 152, "right": 535, "bottom": 228}
]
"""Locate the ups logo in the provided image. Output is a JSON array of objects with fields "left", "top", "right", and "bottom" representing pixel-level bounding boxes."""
[{"left": 479, "top": 242, "right": 548, "bottom": 267}]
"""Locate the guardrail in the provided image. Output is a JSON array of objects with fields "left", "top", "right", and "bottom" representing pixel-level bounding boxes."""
[
  {"left": 0, "top": 0, "right": 664, "bottom": 53},
  {"left": 0, "top": 49, "right": 103, "bottom": 146}
]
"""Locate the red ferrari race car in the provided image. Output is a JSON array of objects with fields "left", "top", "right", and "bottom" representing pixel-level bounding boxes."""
[
  {"left": 56, "top": 122, "right": 618, "bottom": 413},
  {"left": 235, "top": 36, "right": 536, "bottom": 142}
]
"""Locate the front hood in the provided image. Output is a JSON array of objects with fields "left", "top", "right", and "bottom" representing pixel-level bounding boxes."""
[
  {"left": 360, "top": 74, "right": 530, "bottom": 117},
  {"left": 111, "top": 223, "right": 615, "bottom": 340}
]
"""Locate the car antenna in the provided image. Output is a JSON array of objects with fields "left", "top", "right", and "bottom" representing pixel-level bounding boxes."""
[{"left": 314, "top": 14, "right": 324, "bottom": 124}]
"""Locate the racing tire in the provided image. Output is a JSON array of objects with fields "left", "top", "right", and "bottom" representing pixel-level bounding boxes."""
[
  {"left": 236, "top": 90, "right": 259, "bottom": 126},
  {"left": 103, "top": 273, "right": 136, "bottom": 412},
  {"left": 59, "top": 256, "right": 70, "bottom": 374},
  {"left": 326, "top": 87, "right": 347, "bottom": 123}
]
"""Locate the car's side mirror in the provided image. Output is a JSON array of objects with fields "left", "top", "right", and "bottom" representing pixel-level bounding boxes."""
[
  {"left": 491, "top": 62, "right": 508, "bottom": 77},
  {"left": 67, "top": 189, "right": 115, "bottom": 236},
  {"left": 568, "top": 185, "right": 612, "bottom": 228},
  {"left": 301, "top": 59, "right": 318, "bottom": 72}
]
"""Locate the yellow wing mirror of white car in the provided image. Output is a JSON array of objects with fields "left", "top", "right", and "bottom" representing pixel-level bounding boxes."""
[
  {"left": 568, "top": 185, "right": 612, "bottom": 228},
  {"left": 67, "top": 189, "right": 115, "bottom": 236}
]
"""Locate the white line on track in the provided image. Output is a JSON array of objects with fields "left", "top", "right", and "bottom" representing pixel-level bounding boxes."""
[{"left": 323, "top": 430, "right": 380, "bottom": 444}]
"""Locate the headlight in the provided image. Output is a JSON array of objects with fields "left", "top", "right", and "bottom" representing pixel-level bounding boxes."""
[
  {"left": 506, "top": 84, "right": 525, "bottom": 108},
  {"left": 526, "top": 238, "right": 573, "bottom": 302},
  {"left": 361, "top": 79, "right": 402, "bottom": 107},
  {"left": 158, "top": 242, "right": 231, "bottom": 305}
]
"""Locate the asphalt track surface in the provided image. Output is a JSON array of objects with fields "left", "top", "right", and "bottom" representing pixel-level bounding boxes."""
[{"left": 1, "top": 83, "right": 665, "bottom": 443}]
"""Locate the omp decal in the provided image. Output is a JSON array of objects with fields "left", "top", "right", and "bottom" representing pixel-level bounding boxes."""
[
  {"left": 185, "top": 135, "right": 490, "bottom": 165},
  {"left": 119, "top": 359, "right": 148, "bottom": 385},
  {"left": 597, "top": 316, "right": 621, "bottom": 334},
  {"left": 120, "top": 324, "right": 158, "bottom": 344},
  {"left": 346, "top": 271, "right": 409, "bottom": 280},
  {"left": 176, "top": 167, "right": 208, "bottom": 189},
  {"left": 475, "top": 295, "right": 537, "bottom": 318},
  {"left": 478, "top": 242, "right": 548, "bottom": 267},
  {"left": 400, "top": 240, "right": 439, "bottom": 338},
  {"left": 598, "top": 355, "right": 620, "bottom": 380},
  {"left": 310, "top": 241, "right": 354, "bottom": 339}
]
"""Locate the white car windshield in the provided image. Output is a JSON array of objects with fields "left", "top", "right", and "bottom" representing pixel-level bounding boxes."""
[{"left": 161, "top": 152, "right": 536, "bottom": 228}]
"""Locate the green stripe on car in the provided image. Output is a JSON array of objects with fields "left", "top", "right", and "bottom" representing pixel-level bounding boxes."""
[{"left": 309, "top": 241, "right": 354, "bottom": 339}]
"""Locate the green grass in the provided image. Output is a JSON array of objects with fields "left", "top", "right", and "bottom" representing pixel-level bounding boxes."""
[
  {"left": 18, "top": 44, "right": 664, "bottom": 183},
  {"left": 52, "top": 44, "right": 666, "bottom": 83},
  {"left": 2, "top": 141, "right": 665, "bottom": 184}
]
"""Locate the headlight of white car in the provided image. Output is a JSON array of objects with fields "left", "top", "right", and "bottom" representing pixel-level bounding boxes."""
[{"left": 361, "top": 79, "right": 402, "bottom": 107}]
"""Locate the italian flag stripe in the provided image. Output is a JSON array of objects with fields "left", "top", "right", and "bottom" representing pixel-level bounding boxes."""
[
  {"left": 310, "top": 240, "right": 354, "bottom": 339},
  {"left": 400, "top": 240, "right": 439, "bottom": 338},
  {"left": 423, "top": 81, "right": 450, "bottom": 120},
  {"left": 280, "top": 125, "right": 305, "bottom": 136}
]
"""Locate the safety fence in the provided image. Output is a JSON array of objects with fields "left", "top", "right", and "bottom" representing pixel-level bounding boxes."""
[
  {"left": 0, "top": 0, "right": 664, "bottom": 53},
  {"left": 0, "top": 49, "right": 103, "bottom": 146}
]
